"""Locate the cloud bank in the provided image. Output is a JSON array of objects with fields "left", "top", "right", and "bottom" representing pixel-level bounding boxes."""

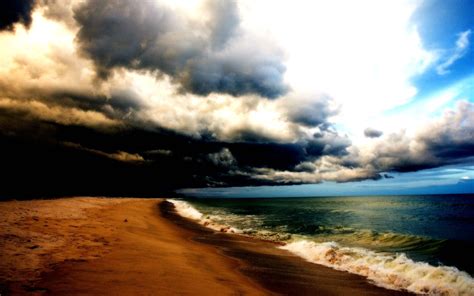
[{"left": 0, "top": 0, "right": 472, "bottom": 198}]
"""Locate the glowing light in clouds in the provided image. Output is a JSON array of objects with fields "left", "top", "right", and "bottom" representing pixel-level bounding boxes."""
[{"left": 240, "top": 0, "right": 436, "bottom": 135}]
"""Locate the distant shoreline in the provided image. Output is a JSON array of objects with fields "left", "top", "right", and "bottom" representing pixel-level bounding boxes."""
[{"left": 1, "top": 197, "right": 410, "bottom": 295}]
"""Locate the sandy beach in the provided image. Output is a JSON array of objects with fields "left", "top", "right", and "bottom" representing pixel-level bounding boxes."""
[{"left": 0, "top": 198, "right": 410, "bottom": 295}]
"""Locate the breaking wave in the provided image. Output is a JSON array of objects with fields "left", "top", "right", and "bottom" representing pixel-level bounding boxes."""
[
  {"left": 281, "top": 240, "right": 474, "bottom": 295},
  {"left": 168, "top": 199, "right": 241, "bottom": 233},
  {"left": 168, "top": 199, "right": 204, "bottom": 221}
]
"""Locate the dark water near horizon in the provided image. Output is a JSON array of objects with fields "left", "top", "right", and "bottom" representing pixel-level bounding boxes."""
[{"left": 172, "top": 194, "right": 474, "bottom": 294}]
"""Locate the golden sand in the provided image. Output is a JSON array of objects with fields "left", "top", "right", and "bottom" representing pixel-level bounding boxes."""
[{"left": 0, "top": 198, "right": 410, "bottom": 295}]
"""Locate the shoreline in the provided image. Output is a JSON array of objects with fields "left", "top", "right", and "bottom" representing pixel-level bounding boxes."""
[
  {"left": 1, "top": 197, "right": 410, "bottom": 295},
  {"left": 160, "top": 200, "right": 411, "bottom": 296}
]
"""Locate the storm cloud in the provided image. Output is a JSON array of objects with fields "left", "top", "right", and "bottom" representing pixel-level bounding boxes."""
[
  {"left": 0, "top": 0, "right": 36, "bottom": 31},
  {"left": 73, "top": 0, "right": 288, "bottom": 98},
  {"left": 0, "top": 0, "right": 473, "bottom": 198},
  {"left": 282, "top": 94, "right": 339, "bottom": 127}
]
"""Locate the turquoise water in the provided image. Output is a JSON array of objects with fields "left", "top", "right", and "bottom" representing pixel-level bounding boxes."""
[{"left": 171, "top": 194, "right": 474, "bottom": 294}]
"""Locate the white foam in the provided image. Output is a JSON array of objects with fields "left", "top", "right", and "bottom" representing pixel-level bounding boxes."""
[
  {"left": 167, "top": 199, "right": 241, "bottom": 233},
  {"left": 281, "top": 240, "right": 474, "bottom": 295},
  {"left": 167, "top": 199, "right": 203, "bottom": 220}
]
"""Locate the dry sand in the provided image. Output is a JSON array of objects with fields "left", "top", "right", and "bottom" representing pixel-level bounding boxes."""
[{"left": 0, "top": 197, "right": 411, "bottom": 295}]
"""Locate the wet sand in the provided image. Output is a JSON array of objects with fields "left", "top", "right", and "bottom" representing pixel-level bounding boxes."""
[{"left": 0, "top": 198, "right": 411, "bottom": 295}]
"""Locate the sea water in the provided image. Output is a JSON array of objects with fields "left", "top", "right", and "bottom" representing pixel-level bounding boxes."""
[{"left": 169, "top": 195, "right": 474, "bottom": 295}]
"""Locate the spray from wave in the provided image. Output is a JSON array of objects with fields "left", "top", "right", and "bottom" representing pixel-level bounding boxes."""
[{"left": 167, "top": 199, "right": 474, "bottom": 295}]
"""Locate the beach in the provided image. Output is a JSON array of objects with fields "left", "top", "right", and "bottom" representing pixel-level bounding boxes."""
[
  {"left": 1, "top": 197, "right": 409, "bottom": 295},
  {"left": 1, "top": 0, "right": 473, "bottom": 293}
]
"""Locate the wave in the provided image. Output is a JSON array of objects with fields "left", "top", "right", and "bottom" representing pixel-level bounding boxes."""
[
  {"left": 169, "top": 199, "right": 290, "bottom": 239},
  {"left": 168, "top": 199, "right": 241, "bottom": 233},
  {"left": 313, "top": 228, "right": 446, "bottom": 254},
  {"left": 168, "top": 199, "right": 204, "bottom": 220},
  {"left": 281, "top": 240, "right": 474, "bottom": 295},
  {"left": 168, "top": 199, "right": 474, "bottom": 295}
]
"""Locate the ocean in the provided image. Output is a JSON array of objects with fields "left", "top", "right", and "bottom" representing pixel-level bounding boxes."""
[{"left": 169, "top": 194, "right": 474, "bottom": 295}]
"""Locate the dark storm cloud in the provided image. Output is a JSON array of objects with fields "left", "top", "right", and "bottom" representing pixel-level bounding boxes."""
[
  {"left": 1, "top": 98, "right": 472, "bottom": 198},
  {"left": 0, "top": 0, "right": 36, "bottom": 31},
  {"left": 284, "top": 95, "right": 339, "bottom": 127},
  {"left": 73, "top": 0, "right": 288, "bottom": 98},
  {"left": 364, "top": 128, "right": 383, "bottom": 138},
  {"left": 229, "top": 142, "right": 305, "bottom": 171},
  {"left": 0, "top": 90, "right": 355, "bottom": 198},
  {"left": 305, "top": 130, "right": 351, "bottom": 157},
  {"left": 0, "top": 110, "right": 309, "bottom": 198}
]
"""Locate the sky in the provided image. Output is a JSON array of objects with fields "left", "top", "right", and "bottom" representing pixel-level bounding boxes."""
[{"left": 0, "top": 0, "right": 473, "bottom": 198}]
